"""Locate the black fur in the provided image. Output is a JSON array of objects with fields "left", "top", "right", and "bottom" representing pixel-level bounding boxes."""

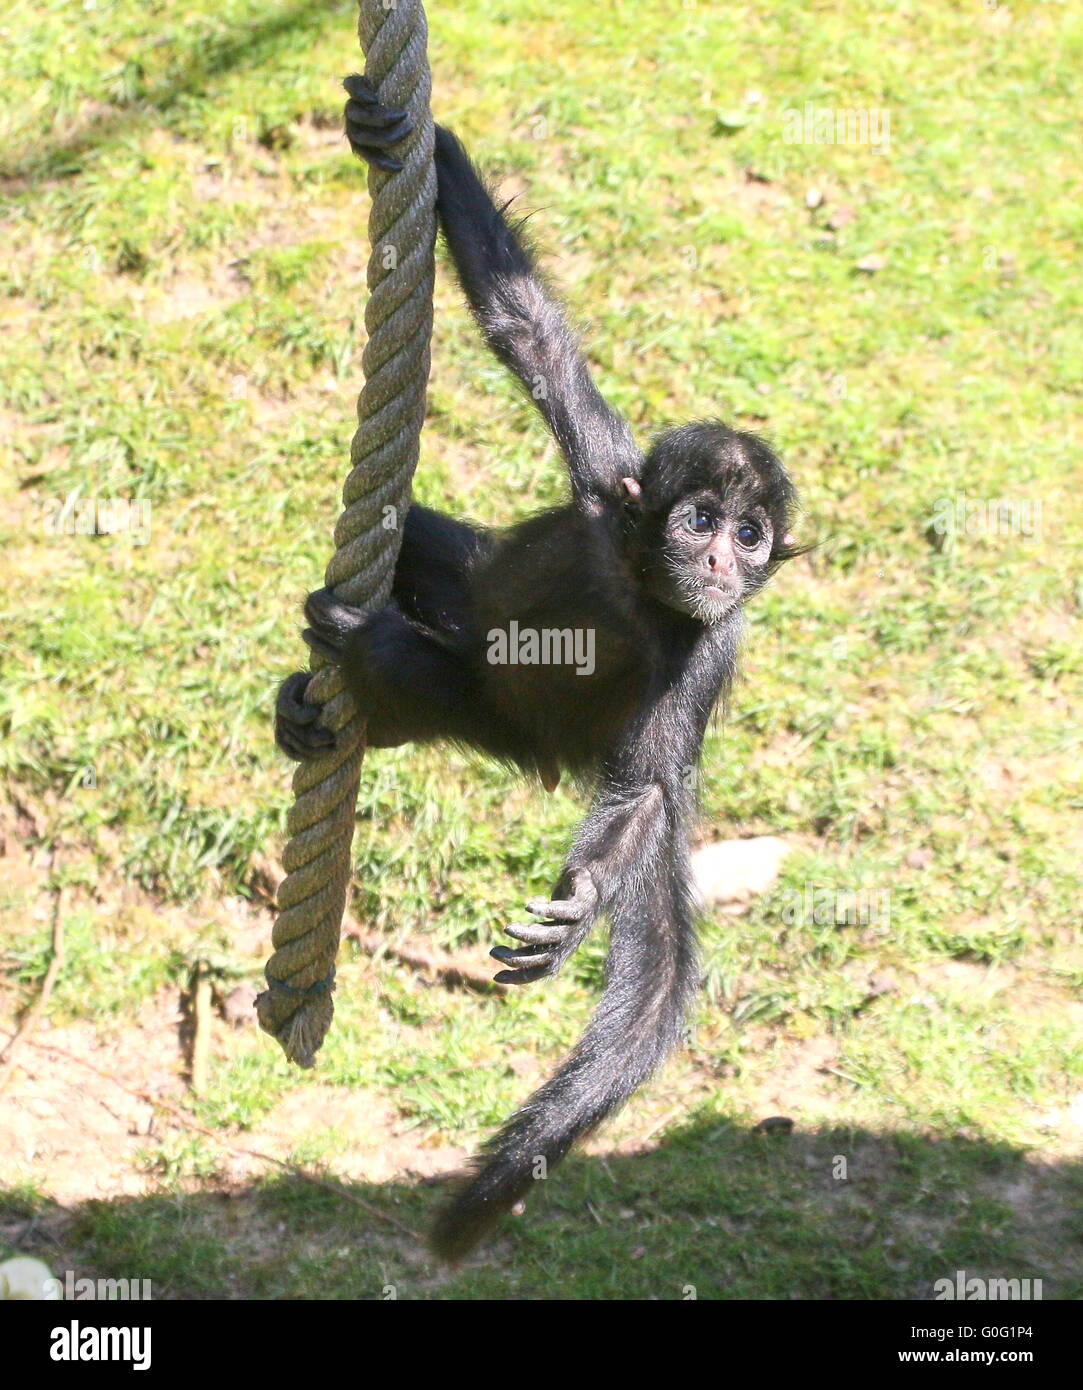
[{"left": 278, "top": 89, "right": 801, "bottom": 1259}]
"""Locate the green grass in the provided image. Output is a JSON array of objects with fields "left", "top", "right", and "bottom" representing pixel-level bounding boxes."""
[{"left": 1, "top": 0, "right": 1081, "bottom": 1299}]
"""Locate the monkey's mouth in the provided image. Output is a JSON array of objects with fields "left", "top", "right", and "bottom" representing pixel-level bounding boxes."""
[{"left": 694, "top": 585, "right": 739, "bottom": 622}]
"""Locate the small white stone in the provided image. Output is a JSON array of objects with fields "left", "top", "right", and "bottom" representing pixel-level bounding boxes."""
[
  {"left": 692, "top": 836, "right": 791, "bottom": 905},
  {"left": 0, "top": 1257, "right": 61, "bottom": 1300}
]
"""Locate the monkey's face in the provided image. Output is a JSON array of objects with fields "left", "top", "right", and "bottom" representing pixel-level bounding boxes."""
[
  {"left": 634, "top": 421, "right": 797, "bottom": 624},
  {"left": 654, "top": 492, "right": 775, "bottom": 621}
]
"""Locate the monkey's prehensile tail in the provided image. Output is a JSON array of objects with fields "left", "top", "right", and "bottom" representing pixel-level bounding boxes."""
[{"left": 429, "top": 860, "right": 699, "bottom": 1261}]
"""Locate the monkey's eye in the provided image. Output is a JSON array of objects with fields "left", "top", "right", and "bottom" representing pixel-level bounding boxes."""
[
  {"left": 683, "top": 506, "right": 715, "bottom": 535},
  {"left": 735, "top": 520, "right": 763, "bottom": 548}
]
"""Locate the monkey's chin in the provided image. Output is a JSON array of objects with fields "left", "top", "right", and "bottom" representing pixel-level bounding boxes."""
[{"left": 696, "top": 585, "right": 739, "bottom": 621}]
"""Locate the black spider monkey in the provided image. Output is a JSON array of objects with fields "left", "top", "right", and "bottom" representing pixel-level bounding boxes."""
[{"left": 276, "top": 74, "right": 801, "bottom": 1260}]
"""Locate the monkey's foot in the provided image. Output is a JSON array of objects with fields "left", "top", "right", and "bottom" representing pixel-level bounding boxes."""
[
  {"left": 343, "top": 73, "right": 413, "bottom": 172},
  {"left": 491, "top": 869, "right": 600, "bottom": 985},
  {"left": 301, "top": 586, "right": 372, "bottom": 662},
  {"left": 275, "top": 671, "right": 335, "bottom": 761}
]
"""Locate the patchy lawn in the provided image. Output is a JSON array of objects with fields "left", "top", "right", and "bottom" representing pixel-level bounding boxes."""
[{"left": 1, "top": 0, "right": 1081, "bottom": 1298}]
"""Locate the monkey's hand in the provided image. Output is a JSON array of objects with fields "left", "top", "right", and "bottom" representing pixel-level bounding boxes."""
[
  {"left": 275, "top": 671, "right": 335, "bottom": 762},
  {"left": 491, "top": 868, "right": 600, "bottom": 985},
  {"left": 301, "top": 586, "right": 371, "bottom": 662},
  {"left": 343, "top": 73, "right": 413, "bottom": 172}
]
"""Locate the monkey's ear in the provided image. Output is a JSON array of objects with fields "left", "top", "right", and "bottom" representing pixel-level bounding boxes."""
[
  {"left": 782, "top": 532, "right": 795, "bottom": 547},
  {"left": 621, "top": 477, "right": 642, "bottom": 501}
]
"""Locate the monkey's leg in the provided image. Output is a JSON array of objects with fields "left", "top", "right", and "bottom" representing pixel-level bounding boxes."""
[
  {"left": 343, "top": 74, "right": 412, "bottom": 172},
  {"left": 275, "top": 663, "right": 415, "bottom": 759},
  {"left": 294, "top": 590, "right": 467, "bottom": 745},
  {"left": 391, "top": 504, "right": 491, "bottom": 641},
  {"left": 277, "top": 505, "right": 491, "bottom": 761},
  {"left": 301, "top": 587, "right": 536, "bottom": 768},
  {"left": 275, "top": 598, "right": 462, "bottom": 761}
]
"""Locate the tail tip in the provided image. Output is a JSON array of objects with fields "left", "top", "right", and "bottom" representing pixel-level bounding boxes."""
[
  {"left": 429, "top": 1175, "right": 528, "bottom": 1263},
  {"left": 428, "top": 1201, "right": 496, "bottom": 1264}
]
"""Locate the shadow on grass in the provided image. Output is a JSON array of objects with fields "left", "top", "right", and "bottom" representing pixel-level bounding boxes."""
[
  {"left": 1, "top": 0, "right": 352, "bottom": 182},
  {"left": 3, "top": 1118, "right": 1080, "bottom": 1300}
]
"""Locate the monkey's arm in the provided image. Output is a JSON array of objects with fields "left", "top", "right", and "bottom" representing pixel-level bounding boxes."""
[
  {"left": 433, "top": 676, "right": 711, "bottom": 1256},
  {"left": 491, "top": 866, "right": 600, "bottom": 985},
  {"left": 343, "top": 77, "right": 640, "bottom": 507},
  {"left": 493, "top": 771, "right": 692, "bottom": 984},
  {"left": 492, "top": 642, "right": 722, "bottom": 984},
  {"left": 433, "top": 126, "right": 641, "bottom": 511}
]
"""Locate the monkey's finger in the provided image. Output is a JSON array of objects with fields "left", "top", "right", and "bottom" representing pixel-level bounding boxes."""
[
  {"left": 347, "top": 149, "right": 404, "bottom": 173},
  {"left": 493, "top": 961, "right": 554, "bottom": 987},
  {"left": 346, "top": 123, "right": 412, "bottom": 151},
  {"left": 301, "top": 628, "right": 342, "bottom": 661},
  {"left": 345, "top": 123, "right": 412, "bottom": 156},
  {"left": 303, "top": 591, "right": 370, "bottom": 655},
  {"left": 497, "top": 967, "right": 556, "bottom": 989},
  {"left": 285, "top": 702, "right": 323, "bottom": 726},
  {"left": 304, "top": 587, "right": 346, "bottom": 629},
  {"left": 275, "top": 726, "right": 334, "bottom": 761},
  {"left": 345, "top": 120, "right": 412, "bottom": 173},
  {"left": 503, "top": 921, "right": 567, "bottom": 945},
  {"left": 275, "top": 734, "right": 305, "bottom": 761},
  {"left": 345, "top": 100, "right": 409, "bottom": 132},
  {"left": 346, "top": 120, "right": 413, "bottom": 153},
  {"left": 276, "top": 711, "right": 335, "bottom": 745},
  {"left": 277, "top": 736, "right": 333, "bottom": 762},
  {"left": 490, "top": 943, "right": 554, "bottom": 968},
  {"left": 277, "top": 671, "right": 321, "bottom": 721},
  {"left": 525, "top": 896, "right": 588, "bottom": 924},
  {"left": 280, "top": 671, "right": 311, "bottom": 697},
  {"left": 277, "top": 676, "right": 326, "bottom": 725},
  {"left": 525, "top": 870, "right": 598, "bottom": 923},
  {"left": 304, "top": 586, "right": 368, "bottom": 633},
  {"left": 342, "top": 73, "right": 380, "bottom": 104}
]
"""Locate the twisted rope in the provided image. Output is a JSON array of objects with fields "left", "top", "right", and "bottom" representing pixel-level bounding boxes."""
[{"left": 256, "top": 0, "right": 435, "bottom": 1067}]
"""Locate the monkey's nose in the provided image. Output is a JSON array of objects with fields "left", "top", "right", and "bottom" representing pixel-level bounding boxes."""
[{"left": 706, "top": 553, "right": 735, "bottom": 576}]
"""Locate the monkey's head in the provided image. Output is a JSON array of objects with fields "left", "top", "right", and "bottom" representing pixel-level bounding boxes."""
[{"left": 625, "top": 421, "right": 799, "bottom": 623}]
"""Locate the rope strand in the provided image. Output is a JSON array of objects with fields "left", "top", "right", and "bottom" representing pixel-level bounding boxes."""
[{"left": 257, "top": 0, "right": 435, "bottom": 1067}]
